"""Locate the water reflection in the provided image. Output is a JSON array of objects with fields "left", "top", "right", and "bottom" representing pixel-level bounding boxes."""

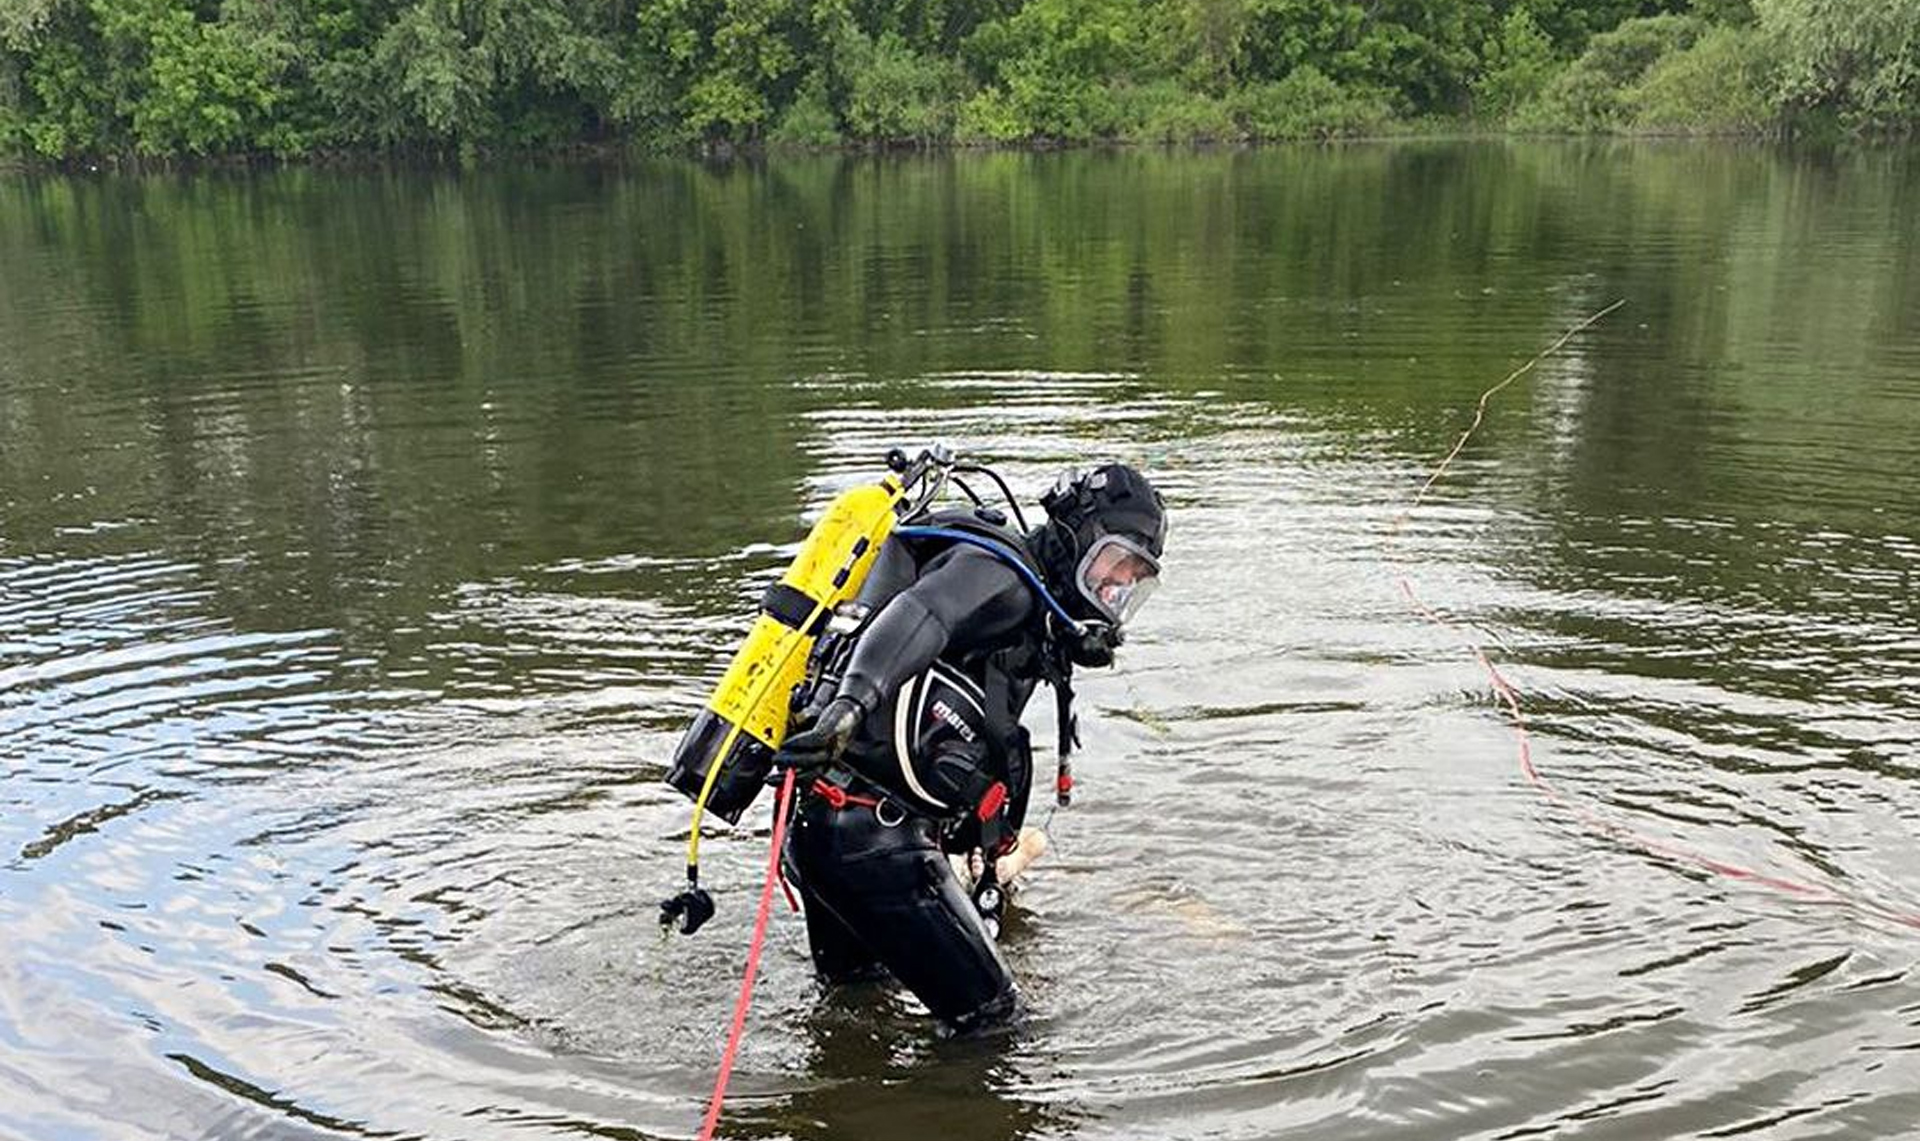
[
  {"left": 730, "top": 997, "right": 1069, "bottom": 1141},
  {"left": 2, "top": 143, "right": 1918, "bottom": 1139}
]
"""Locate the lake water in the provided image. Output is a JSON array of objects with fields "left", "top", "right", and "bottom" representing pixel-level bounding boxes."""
[{"left": 2, "top": 143, "right": 1918, "bottom": 1140}]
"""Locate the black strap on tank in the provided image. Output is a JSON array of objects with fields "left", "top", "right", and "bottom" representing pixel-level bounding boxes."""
[
  {"left": 759, "top": 534, "right": 875, "bottom": 633},
  {"left": 761, "top": 582, "right": 830, "bottom": 634}
]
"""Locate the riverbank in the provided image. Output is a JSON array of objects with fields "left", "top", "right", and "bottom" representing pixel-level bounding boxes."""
[
  {"left": 0, "top": 121, "right": 1860, "bottom": 179},
  {"left": 3, "top": 4, "right": 1911, "bottom": 167}
]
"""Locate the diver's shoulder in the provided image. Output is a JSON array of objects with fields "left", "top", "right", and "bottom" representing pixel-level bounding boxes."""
[{"left": 941, "top": 540, "right": 1029, "bottom": 580}]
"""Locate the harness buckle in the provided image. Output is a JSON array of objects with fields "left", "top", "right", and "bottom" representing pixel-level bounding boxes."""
[
  {"left": 811, "top": 773, "right": 901, "bottom": 824},
  {"left": 811, "top": 778, "right": 851, "bottom": 810}
]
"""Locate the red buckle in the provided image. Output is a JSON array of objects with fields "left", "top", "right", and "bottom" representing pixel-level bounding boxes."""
[
  {"left": 811, "top": 777, "right": 880, "bottom": 811},
  {"left": 976, "top": 781, "right": 1007, "bottom": 822},
  {"left": 811, "top": 778, "right": 849, "bottom": 809}
]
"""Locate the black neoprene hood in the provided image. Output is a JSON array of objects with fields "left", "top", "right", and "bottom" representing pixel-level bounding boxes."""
[{"left": 1041, "top": 463, "right": 1167, "bottom": 558}]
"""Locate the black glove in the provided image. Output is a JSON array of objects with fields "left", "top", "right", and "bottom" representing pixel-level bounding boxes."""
[
  {"left": 1066, "top": 621, "right": 1123, "bottom": 668},
  {"left": 775, "top": 695, "right": 864, "bottom": 771}
]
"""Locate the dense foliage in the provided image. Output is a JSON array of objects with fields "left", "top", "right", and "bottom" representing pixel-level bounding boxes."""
[{"left": 0, "top": 0, "right": 1913, "bottom": 159}]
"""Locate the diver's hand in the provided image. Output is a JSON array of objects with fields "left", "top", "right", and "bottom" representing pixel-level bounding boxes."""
[
  {"left": 776, "top": 695, "right": 864, "bottom": 770},
  {"left": 967, "top": 827, "right": 1050, "bottom": 885},
  {"left": 1067, "top": 621, "right": 1123, "bottom": 668},
  {"left": 996, "top": 827, "right": 1049, "bottom": 882}
]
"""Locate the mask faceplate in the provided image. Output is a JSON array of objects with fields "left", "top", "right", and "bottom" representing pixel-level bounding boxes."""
[{"left": 1073, "top": 533, "right": 1160, "bottom": 626}]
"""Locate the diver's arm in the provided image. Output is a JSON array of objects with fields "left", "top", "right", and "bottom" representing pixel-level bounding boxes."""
[{"left": 833, "top": 545, "right": 1033, "bottom": 715}]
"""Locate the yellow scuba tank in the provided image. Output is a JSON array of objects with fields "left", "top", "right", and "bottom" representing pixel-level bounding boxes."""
[{"left": 665, "top": 476, "right": 907, "bottom": 826}]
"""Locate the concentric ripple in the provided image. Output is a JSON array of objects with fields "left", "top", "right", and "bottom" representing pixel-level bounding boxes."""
[{"left": 3, "top": 145, "right": 1918, "bottom": 1140}]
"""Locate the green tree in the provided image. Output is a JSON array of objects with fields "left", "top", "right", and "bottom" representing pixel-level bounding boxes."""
[
  {"left": 1113, "top": 79, "right": 1233, "bottom": 140},
  {"left": 1241, "top": 0, "right": 1358, "bottom": 87},
  {"left": 1, "top": 0, "right": 1913, "bottom": 159},
  {"left": 1629, "top": 23, "right": 1775, "bottom": 132},
  {"left": 1330, "top": 0, "right": 1491, "bottom": 112},
  {"left": 1231, "top": 63, "right": 1390, "bottom": 136},
  {"left": 1144, "top": 0, "right": 1249, "bottom": 93},
  {"left": 13, "top": 0, "right": 285, "bottom": 155},
  {"left": 1475, "top": 7, "right": 1557, "bottom": 121},
  {"left": 1517, "top": 12, "right": 1705, "bottom": 130},
  {"left": 366, "top": 0, "right": 626, "bottom": 147},
  {"left": 1521, "top": 0, "right": 1690, "bottom": 54},
  {"left": 6, "top": 0, "right": 113, "bottom": 155},
  {"left": 0, "top": 0, "right": 69, "bottom": 52},
  {"left": 838, "top": 29, "right": 966, "bottom": 141},
  {"left": 368, "top": 0, "right": 491, "bottom": 141},
  {"left": 1240, "top": 0, "right": 1501, "bottom": 113},
  {"left": 1688, "top": 0, "right": 1755, "bottom": 26},
  {"left": 962, "top": 0, "right": 1141, "bottom": 137},
  {"left": 120, "top": 5, "right": 280, "bottom": 154},
  {"left": 1757, "top": 0, "right": 1920, "bottom": 132},
  {"left": 768, "top": 69, "right": 841, "bottom": 142},
  {"left": 636, "top": 0, "right": 810, "bottom": 140}
]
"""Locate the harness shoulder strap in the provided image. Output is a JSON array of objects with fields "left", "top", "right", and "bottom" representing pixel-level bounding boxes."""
[
  {"left": 898, "top": 509, "right": 1083, "bottom": 808},
  {"left": 912, "top": 508, "right": 1047, "bottom": 576}
]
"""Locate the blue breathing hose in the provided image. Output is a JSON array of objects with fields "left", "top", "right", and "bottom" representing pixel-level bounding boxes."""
[{"left": 892, "top": 525, "right": 1086, "bottom": 633}]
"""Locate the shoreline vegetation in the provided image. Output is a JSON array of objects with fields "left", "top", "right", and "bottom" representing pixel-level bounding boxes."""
[{"left": 1, "top": 1, "right": 1914, "bottom": 168}]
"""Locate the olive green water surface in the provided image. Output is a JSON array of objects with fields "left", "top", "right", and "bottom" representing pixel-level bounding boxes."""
[{"left": 2, "top": 144, "right": 1918, "bottom": 1140}]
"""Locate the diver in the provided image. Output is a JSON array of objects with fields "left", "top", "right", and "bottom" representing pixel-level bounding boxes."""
[{"left": 773, "top": 463, "right": 1167, "bottom": 1030}]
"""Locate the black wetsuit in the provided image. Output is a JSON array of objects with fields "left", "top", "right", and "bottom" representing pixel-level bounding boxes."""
[{"left": 782, "top": 532, "right": 1049, "bottom": 1028}]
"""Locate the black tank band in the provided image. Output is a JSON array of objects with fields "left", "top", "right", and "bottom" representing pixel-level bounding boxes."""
[{"left": 761, "top": 582, "right": 826, "bottom": 633}]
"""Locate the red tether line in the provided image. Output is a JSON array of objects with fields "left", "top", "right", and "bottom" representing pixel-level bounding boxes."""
[
  {"left": 1393, "top": 300, "right": 1920, "bottom": 932},
  {"left": 697, "top": 767, "right": 800, "bottom": 1141}
]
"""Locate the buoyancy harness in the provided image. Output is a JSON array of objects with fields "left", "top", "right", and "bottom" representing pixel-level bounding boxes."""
[
  {"left": 891, "top": 510, "right": 1085, "bottom": 811},
  {"left": 787, "top": 506, "right": 1084, "bottom": 938},
  {"left": 660, "top": 450, "right": 1089, "bottom": 937}
]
